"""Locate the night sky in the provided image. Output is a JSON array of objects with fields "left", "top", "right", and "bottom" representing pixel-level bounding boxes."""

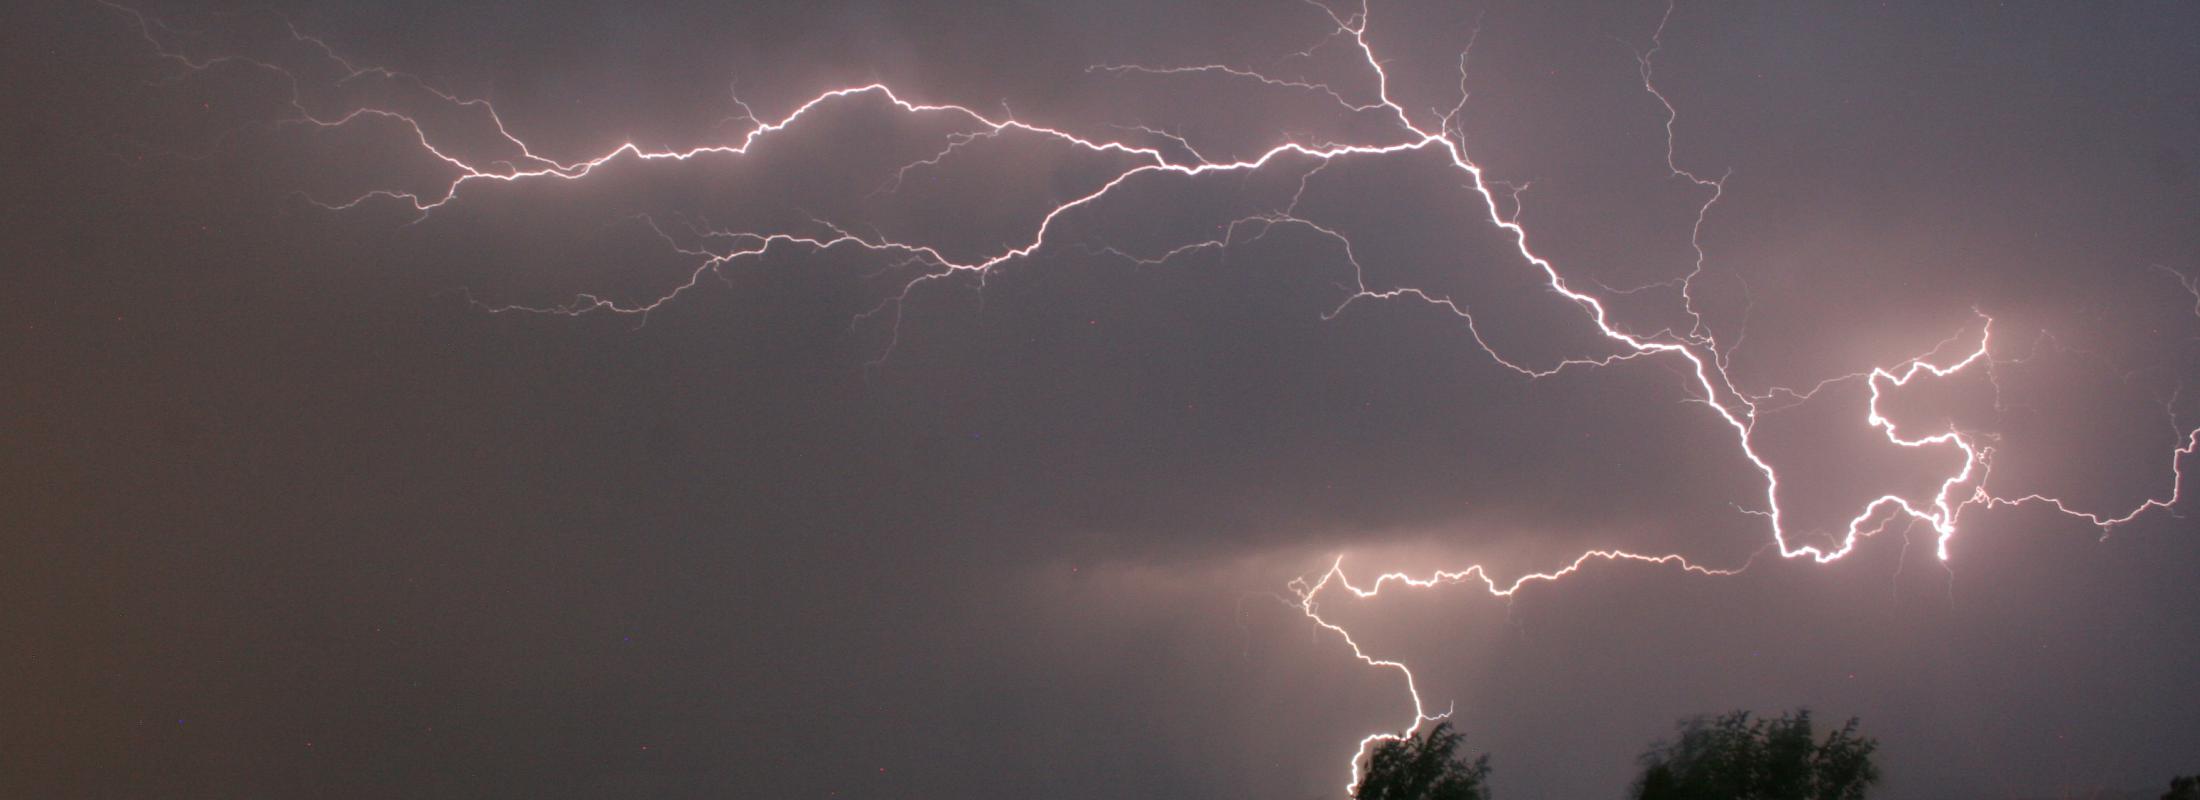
[{"left": 8, "top": 2, "right": 2200, "bottom": 798}]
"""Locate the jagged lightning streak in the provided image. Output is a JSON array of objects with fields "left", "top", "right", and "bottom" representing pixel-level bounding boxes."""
[
  {"left": 1288, "top": 548, "right": 1755, "bottom": 792},
  {"left": 105, "top": 1, "right": 2199, "bottom": 794}
]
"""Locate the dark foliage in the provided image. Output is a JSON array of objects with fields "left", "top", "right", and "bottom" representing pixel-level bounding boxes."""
[
  {"left": 1354, "top": 722, "right": 1492, "bottom": 800},
  {"left": 2164, "top": 774, "right": 2200, "bottom": 800},
  {"left": 1631, "top": 709, "right": 1879, "bottom": 800}
]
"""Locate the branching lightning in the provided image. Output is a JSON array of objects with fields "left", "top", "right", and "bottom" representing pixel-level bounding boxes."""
[{"left": 104, "top": 1, "right": 2200, "bottom": 794}]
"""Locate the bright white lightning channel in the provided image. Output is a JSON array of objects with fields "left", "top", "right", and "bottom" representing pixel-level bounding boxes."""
[{"left": 106, "top": 1, "right": 2200, "bottom": 793}]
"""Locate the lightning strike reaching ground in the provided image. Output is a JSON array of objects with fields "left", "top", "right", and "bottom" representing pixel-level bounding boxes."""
[{"left": 101, "top": 1, "right": 2199, "bottom": 794}]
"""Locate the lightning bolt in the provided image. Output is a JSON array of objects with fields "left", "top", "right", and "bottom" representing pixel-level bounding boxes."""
[{"left": 104, "top": 1, "right": 2199, "bottom": 794}]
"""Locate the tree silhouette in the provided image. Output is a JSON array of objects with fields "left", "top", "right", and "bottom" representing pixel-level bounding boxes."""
[
  {"left": 1631, "top": 709, "right": 1878, "bottom": 800},
  {"left": 1354, "top": 722, "right": 1492, "bottom": 800},
  {"left": 2164, "top": 774, "right": 2200, "bottom": 800}
]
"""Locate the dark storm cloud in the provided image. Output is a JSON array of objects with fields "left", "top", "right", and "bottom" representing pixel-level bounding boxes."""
[{"left": 7, "top": 2, "right": 2199, "bottom": 798}]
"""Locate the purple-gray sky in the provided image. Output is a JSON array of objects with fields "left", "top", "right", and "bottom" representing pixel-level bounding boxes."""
[{"left": 8, "top": 2, "right": 2199, "bottom": 798}]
